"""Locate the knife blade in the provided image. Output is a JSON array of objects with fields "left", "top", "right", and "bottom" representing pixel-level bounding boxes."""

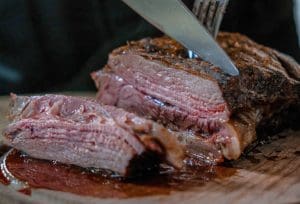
[{"left": 122, "top": 0, "right": 239, "bottom": 76}]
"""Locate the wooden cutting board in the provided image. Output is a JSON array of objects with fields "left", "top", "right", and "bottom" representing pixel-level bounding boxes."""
[{"left": 0, "top": 93, "right": 299, "bottom": 204}]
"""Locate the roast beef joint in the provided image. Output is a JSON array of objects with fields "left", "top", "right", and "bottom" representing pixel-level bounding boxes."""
[
  {"left": 2, "top": 32, "right": 299, "bottom": 177},
  {"left": 92, "top": 32, "right": 300, "bottom": 163}
]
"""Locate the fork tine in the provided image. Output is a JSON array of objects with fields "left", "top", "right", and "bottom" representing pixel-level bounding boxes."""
[
  {"left": 189, "top": 0, "right": 229, "bottom": 59},
  {"left": 195, "top": 1, "right": 204, "bottom": 20},
  {"left": 206, "top": 0, "right": 217, "bottom": 32},
  {"left": 192, "top": 0, "right": 202, "bottom": 16},
  {"left": 198, "top": 0, "right": 211, "bottom": 23},
  {"left": 211, "top": 0, "right": 229, "bottom": 37},
  {"left": 192, "top": 0, "right": 229, "bottom": 38}
]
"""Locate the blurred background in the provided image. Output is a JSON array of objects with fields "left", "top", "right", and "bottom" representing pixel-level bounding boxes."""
[{"left": 0, "top": 0, "right": 299, "bottom": 94}]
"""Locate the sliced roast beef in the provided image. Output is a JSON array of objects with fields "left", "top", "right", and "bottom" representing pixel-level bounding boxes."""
[
  {"left": 3, "top": 94, "right": 184, "bottom": 176},
  {"left": 91, "top": 32, "right": 300, "bottom": 163}
]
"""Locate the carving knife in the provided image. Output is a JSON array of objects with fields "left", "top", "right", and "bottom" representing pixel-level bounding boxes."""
[{"left": 122, "top": 0, "right": 239, "bottom": 76}]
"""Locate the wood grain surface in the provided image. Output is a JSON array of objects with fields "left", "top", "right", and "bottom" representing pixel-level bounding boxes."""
[{"left": 0, "top": 93, "right": 299, "bottom": 204}]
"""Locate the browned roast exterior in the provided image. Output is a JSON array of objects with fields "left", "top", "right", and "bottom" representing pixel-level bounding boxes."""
[{"left": 92, "top": 32, "right": 300, "bottom": 163}]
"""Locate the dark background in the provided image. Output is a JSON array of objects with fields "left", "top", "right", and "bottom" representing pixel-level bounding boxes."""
[{"left": 0, "top": 0, "right": 299, "bottom": 94}]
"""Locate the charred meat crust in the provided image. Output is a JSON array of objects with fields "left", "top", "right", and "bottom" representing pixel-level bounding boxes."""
[{"left": 109, "top": 33, "right": 299, "bottom": 113}]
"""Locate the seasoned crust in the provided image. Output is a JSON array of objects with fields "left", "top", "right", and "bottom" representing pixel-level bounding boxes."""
[{"left": 110, "top": 32, "right": 299, "bottom": 114}]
